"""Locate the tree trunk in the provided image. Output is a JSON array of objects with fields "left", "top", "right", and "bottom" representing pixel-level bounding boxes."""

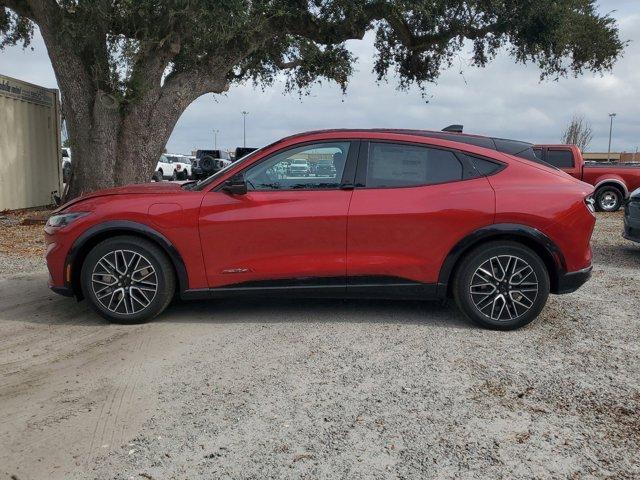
[
  {"left": 27, "top": 0, "right": 231, "bottom": 201},
  {"left": 64, "top": 90, "right": 185, "bottom": 200}
]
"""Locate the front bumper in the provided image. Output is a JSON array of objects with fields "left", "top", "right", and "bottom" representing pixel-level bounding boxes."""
[
  {"left": 556, "top": 266, "right": 593, "bottom": 294},
  {"left": 623, "top": 200, "right": 640, "bottom": 243}
]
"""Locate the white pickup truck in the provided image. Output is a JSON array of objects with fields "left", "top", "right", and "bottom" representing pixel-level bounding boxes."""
[{"left": 153, "top": 154, "right": 193, "bottom": 181}]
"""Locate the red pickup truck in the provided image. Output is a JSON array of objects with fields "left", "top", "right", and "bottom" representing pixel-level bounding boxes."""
[{"left": 533, "top": 145, "right": 640, "bottom": 212}]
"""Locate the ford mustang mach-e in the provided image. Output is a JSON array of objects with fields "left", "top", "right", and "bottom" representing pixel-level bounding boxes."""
[{"left": 45, "top": 129, "right": 596, "bottom": 329}]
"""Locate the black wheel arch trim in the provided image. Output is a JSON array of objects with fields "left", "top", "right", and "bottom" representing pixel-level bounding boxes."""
[
  {"left": 65, "top": 220, "right": 188, "bottom": 298},
  {"left": 437, "top": 223, "right": 568, "bottom": 296}
]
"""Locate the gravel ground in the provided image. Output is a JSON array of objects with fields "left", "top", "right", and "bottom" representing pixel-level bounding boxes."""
[{"left": 0, "top": 212, "right": 638, "bottom": 479}]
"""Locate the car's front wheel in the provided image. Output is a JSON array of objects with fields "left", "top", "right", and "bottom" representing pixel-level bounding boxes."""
[
  {"left": 81, "top": 236, "right": 175, "bottom": 324},
  {"left": 453, "top": 241, "right": 550, "bottom": 330}
]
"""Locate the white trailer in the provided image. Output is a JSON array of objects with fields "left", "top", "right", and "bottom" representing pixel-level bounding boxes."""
[{"left": 0, "top": 74, "right": 62, "bottom": 210}]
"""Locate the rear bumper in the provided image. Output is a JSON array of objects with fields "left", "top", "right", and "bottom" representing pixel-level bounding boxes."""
[{"left": 555, "top": 266, "right": 593, "bottom": 294}]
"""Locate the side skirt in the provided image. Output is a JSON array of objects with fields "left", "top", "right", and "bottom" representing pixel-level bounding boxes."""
[{"left": 181, "top": 276, "right": 440, "bottom": 301}]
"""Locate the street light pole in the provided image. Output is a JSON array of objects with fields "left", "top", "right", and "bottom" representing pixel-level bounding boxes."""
[
  {"left": 213, "top": 129, "right": 219, "bottom": 149},
  {"left": 607, "top": 113, "right": 617, "bottom": 162},
  {"left": 241, "top": 111, "right": 249, "bottom": 147}
]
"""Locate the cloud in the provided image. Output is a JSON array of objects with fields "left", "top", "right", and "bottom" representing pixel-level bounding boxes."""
[{"left": 1, "top": 1, "right": 638, "bottom": 154}]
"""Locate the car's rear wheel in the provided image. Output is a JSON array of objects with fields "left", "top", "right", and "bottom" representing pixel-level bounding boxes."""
[
  {"left": 80, "top": 236, "right": 175, "bottom": 324},
  {"left": 453, "top": 241, "right": 550, "bottom": 330},
  {"left": 595, "top": 186, "right": 623, "bottom": 212}
]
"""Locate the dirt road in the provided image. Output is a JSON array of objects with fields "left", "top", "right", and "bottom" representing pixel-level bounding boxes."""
[{"left": 1, "top": 213, "right": 638, "bottom": 479}]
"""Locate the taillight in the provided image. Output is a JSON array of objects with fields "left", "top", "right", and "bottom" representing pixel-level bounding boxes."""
[{"left": 585, "top": 195, "right": 595, "bottom": 214}]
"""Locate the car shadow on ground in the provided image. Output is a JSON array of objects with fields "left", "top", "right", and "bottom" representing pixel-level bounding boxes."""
[
  {"left": 0, "top": 272, "right": 471, "bottom": 329},
  {"left": 161, "top": 296, "right": 472, "bottom": 329}
]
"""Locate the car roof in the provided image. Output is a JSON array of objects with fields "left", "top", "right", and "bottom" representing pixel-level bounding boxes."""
[{"left": 279, "top": 128, "right": 533, "bottom": 155}]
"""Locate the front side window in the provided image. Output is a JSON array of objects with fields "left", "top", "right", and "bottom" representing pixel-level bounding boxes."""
[
  {"left": 244, "top": 142, "right": 350, "bottom": 191},
  {"left": 547, "top": 149, "right": 574, "bottom": 168},
  {"left": 365, "top": 143, "right": 462, "bottom": 188}
]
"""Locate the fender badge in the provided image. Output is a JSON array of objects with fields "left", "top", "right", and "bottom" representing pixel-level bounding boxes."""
[{"left": 222, "top": 268, "right": 252, "bottom": 274}]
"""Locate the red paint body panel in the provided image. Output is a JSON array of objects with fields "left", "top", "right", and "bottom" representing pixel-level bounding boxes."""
[
  {"left": 45, "top": 189, "right": 209, "bottom": 289},
  {"left": 346, "top": 177, "right": 495, "bottom": 283},
  {"left": 46, "top": 130, "right": 597, "bottom": 298},
  {"left": 488, "top": 156, "right": 594, "bottom": 272},
  {"left": 198, "top": 190, "right": 351, "bottom": 287}
]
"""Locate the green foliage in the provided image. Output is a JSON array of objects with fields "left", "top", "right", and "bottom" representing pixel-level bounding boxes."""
[{"left": 0, "top": 0, "right": 627, "bottom": 100}]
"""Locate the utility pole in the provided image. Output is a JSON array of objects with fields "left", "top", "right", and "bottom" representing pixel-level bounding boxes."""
[
  {"left": 241, "top": 111, "right": 249, "bottom": 147},
  {"left": 213, "top": 129, "right": 219, "bottom": 149},
  {"left": 607, "top": 113, "right": 617, "bottom": 162}
]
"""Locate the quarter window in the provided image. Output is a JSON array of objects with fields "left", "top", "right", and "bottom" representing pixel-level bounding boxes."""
[
  {"left": 365, "top": 143, "right": 462, "bottom": 188},
  {"left": 244, "top": 142, "right": 350, "bottom": 190}
]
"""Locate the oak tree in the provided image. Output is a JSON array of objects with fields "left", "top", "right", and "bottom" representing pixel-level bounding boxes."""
[{"left": 1, "top": 0, "right": 625, "bottom": 198}]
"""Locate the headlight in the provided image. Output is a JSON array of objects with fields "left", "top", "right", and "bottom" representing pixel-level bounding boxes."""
[
  {"left": 46, "top": 212, "right": 89, "bottom": 228},
  {"left": 585, "top": 195, "right": 596, "bottom": 214}
]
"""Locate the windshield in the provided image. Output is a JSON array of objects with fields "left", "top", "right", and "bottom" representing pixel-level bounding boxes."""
[{"left": 190, "top": 146, "right": 266, "bottom": 191}]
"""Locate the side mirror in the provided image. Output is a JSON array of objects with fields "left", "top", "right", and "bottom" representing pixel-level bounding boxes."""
[{"left": 222, "top": 173, "right": 247, "bottom": 195}]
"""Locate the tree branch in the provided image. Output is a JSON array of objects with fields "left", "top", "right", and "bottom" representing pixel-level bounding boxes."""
[{"left": 1, "top": 0, "right": 35, "bottom": 19}]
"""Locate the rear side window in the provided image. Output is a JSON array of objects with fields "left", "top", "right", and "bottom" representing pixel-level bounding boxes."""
[
  {"left": 366, "top": 143, "right": 462, "bottom": 188},
  {"left": 546, "top": 149, "right": 574, "bottom": 168}
]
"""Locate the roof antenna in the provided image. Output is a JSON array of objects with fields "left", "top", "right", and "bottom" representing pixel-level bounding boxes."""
[{"left": 442, "top": 124, "right": 463, "bottom": 133}]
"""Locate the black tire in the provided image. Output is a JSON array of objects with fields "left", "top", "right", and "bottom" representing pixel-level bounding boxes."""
[
  {"left": 170, "top": 171, "right": 177, "bottom": 181},
  {"left": 452, "top": 241, "right": 550, "bottom": 330},
  {"left": 80, "top": 236, "right": 175, "bottom": 324},
  {"left": 152, "top": 170, "right": 163, "bottom": 182},
  {"left": 595, "top": 186, "right": 623, "bottom": 212},
  {"left": 201, "top": 156, "right": 215, "bottom": 174}
]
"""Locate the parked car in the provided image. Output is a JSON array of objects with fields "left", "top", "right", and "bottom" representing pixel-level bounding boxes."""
[
  {"left": 316, "top": 159, "right": 337, "bottom": 177},
  {"left": 623, "top": 187, "right": 640, "bottom": 243},
  {"left": 533, "top": 145, "right": 640, "bottom": 212},
  {"left": 45, "top": 128, "right": 595, "bottom": 330},
  {"left": 234, "top": 147, "right": 258, "bottom": 161},
  {"left": 287, "top": 159, "right": 310, "bottom": 177},
  {"left": 153, "top": 154, "right": 191, "bottom": 181},
  {"left": 61, "top": 147, "right": 72, "bottom": 184},
  {"left": 191, "top": 150, "right": 232, "bottom": 180}
]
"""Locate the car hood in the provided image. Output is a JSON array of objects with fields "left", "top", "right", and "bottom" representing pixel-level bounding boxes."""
[{"left": 56, "top": 182, "right": 187, "bottom": 212}]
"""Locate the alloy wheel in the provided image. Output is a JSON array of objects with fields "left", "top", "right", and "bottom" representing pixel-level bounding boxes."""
[
  {"left": 469, "top": 255, "right": 539, "bottom": 322},
  {"left": 91, "top": 249, "right": 158, "bottom": 315}
]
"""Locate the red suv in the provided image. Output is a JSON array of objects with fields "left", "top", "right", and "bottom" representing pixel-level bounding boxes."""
[{"left": 45, "top": 129, "right": 596, "bottom": 330}]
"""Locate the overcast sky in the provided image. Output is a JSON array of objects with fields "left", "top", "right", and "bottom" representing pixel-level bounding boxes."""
[{"left": 1, "top": 0, "right": 638, "bottom": 154}]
